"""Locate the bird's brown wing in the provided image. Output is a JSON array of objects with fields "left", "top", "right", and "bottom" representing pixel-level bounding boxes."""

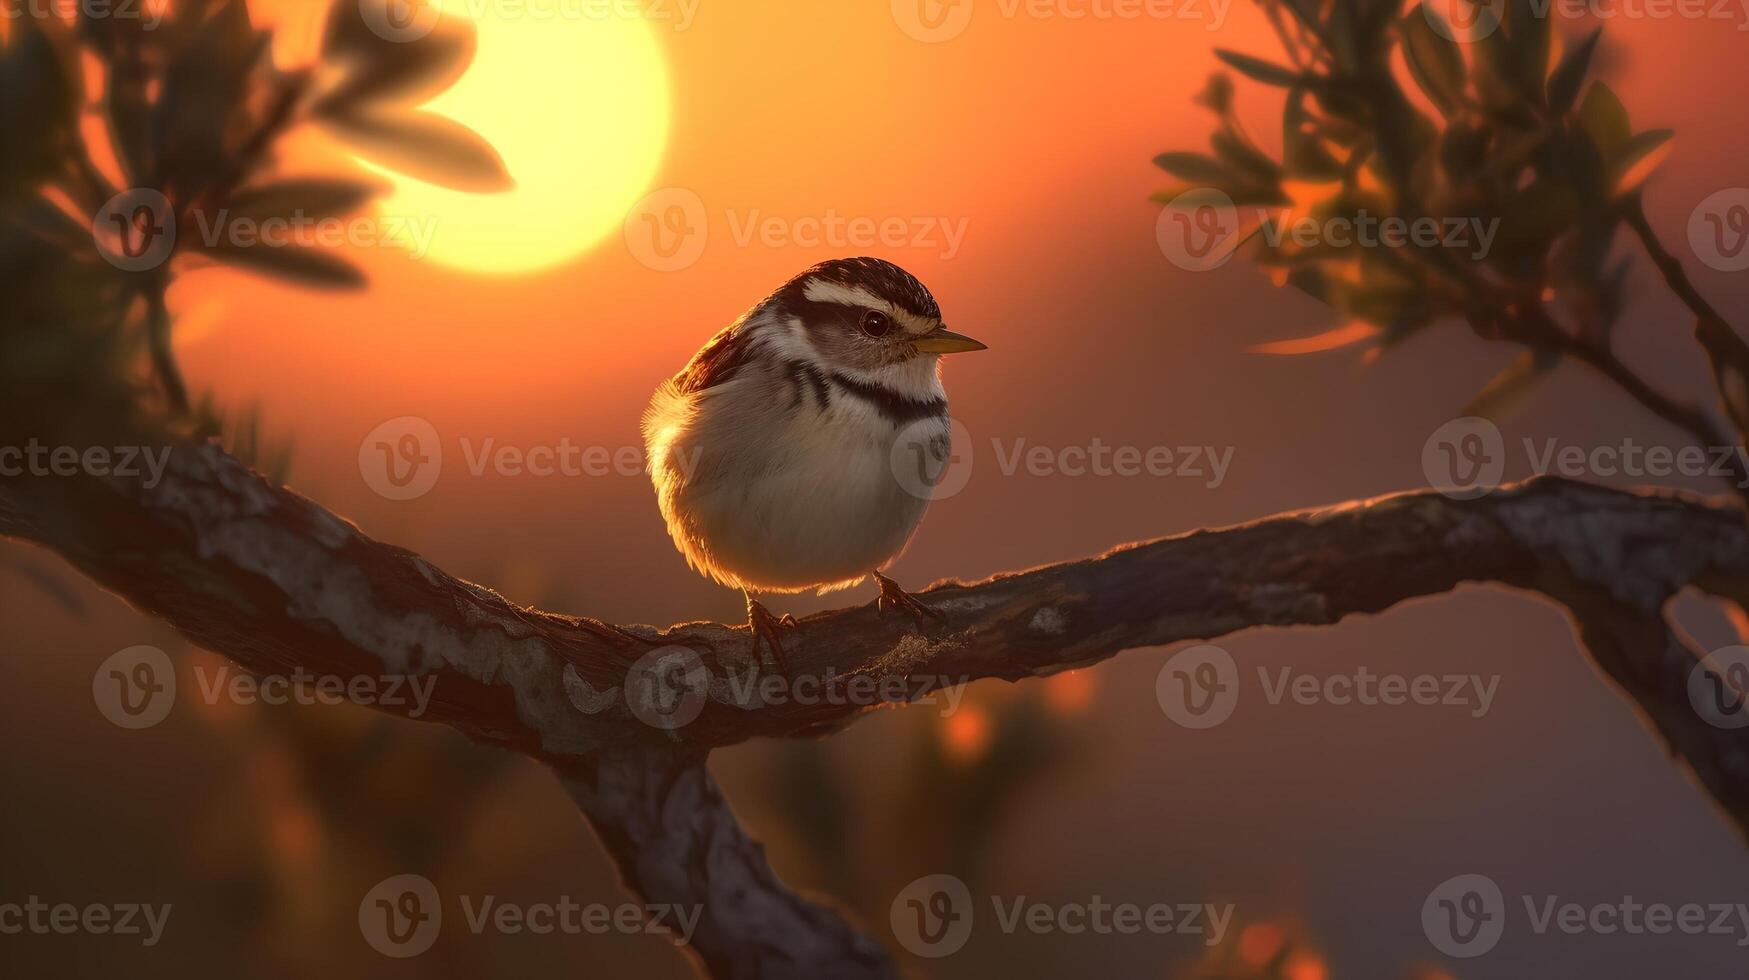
[{"left": 674, "top": 319, "right": 760, "bottom": 394}]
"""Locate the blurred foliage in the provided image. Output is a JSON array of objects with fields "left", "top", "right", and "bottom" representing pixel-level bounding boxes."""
[
  {"left": 0, "top": 0, "right": 507, "bottom": 436},
  {"left": 1157, "top": 0, "right": 1749, "bottom": 466},
  {"left": 1, "top": 4, "right": 513, "bottom": 972}
]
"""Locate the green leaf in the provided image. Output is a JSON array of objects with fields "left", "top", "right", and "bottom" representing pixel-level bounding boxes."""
[
  {"left": 1283, "top": 89, "right": 1343, "bottom": 180},
  {"left": 1152, "top": 152, "right": 1237, "bottom": 185},
  {"left": 1440, "top": 115, "right": 1491, "bottom": 183},
  {"left": 227, "top": 178, "right": 386, "bottom": 225},
  {"left": 1194, "top": 72, "right": 1235, "bottom": 114},
  {"left": 1212, "top": 128, "right": 1280, "bottom": 183},
  {"left": 1577, "top": 81, "right": 1631, "bottom": 161},
  {"left": 1401, "top": 5, "right": 1468, "bottom": 116},
  {"left": 0, "top": 21, "right": 75, "bottom": 202},
  {"left": 1214, "top": 49, "right": 1302, "bottom": 87},
  {"left": 318, "top": 5, "right": 476, "bottom": 109},
  {"left": 1463, "top": 349, "right": 1559, "bottom": 420},
  {"left": 319, "top": 109, "right": 514, "bottom": 192},
  {"left": 1280, "top": 0, "right": 1326, "bottom": 37},
  {"left": 1611, "top": 129, "right": 1674, "bottom": 195},
  {"left": 1504, "top": 0, "right": 1551, "bottom": 104},
  {"left": 1470, "top": 7, "right": 1522, "bottom": 115},
  {"left": 201, "top": 241, "right": 368, "bottom": 290},
  {"left": 1547, "top": 26, "right": 1602, "bottom": 114}
]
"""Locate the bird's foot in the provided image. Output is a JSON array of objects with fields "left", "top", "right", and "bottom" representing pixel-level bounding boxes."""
[
  {"left": 873, "top": 571, "right": 945, "bottom": 626},
  {"left": 745, "top": 595, "right": 797, "bottom": 676}
]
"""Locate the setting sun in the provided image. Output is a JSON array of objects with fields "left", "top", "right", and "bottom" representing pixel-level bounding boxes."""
[{"left": 370, "top": 1, "right": 670, "bottom": 275}]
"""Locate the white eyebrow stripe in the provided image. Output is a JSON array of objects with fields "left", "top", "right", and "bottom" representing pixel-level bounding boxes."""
[
  {"left": 803, "top": 279, "right": 885, "bottom": 309},
  {"left": 801, "top": 279, "right": 939, "bottom": 336}
]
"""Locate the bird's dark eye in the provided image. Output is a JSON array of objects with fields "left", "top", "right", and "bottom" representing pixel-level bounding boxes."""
[{"left": 859, "top": 309, "right": 893, "bottom": 338}]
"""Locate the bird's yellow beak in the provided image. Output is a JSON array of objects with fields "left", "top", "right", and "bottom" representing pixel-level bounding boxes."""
[{"left": 911, "top": 329, "right": 988, "bottom": 355}]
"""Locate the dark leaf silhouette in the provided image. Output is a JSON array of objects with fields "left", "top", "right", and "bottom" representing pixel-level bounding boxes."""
[
  {"left": 1400, "top": 5, "right": 1466, "bottom": 116},
  {"left": 199, "top": 240, "right": 369, "bottom": 290},
  {"left": 227, "top": 177, "right": 386, "bottom": 225},
  {"left": 1214, "top": 49, "right": 1301, "bottom": 87},
  {"left": 1463, "top": 349, "right": 1561, "bottom": 421},
  {"left": 1548, "top": 26, "right": 1603, "bottom": 114},
  {"left": 318, "top": 1, "right": 477, "bottom": 110},
  {"left": 319, "top": 109, "right": 514, "bottom": 192}
]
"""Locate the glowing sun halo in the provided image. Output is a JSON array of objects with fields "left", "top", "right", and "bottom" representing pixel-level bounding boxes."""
[{"left": 371, "top": 2, "right": 670, "bottom": 275}]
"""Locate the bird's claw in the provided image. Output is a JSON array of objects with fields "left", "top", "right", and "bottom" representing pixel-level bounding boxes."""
[
  {"left": 745, "top": 597, "right": 794, "bottom": 676},
  {"left": 873, "top": 572, "right": 945, "bottom": 626}
]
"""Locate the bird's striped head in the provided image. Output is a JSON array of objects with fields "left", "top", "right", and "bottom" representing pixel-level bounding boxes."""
[{"left": 762, "top": 258, "right": 986, "bottom": 374}]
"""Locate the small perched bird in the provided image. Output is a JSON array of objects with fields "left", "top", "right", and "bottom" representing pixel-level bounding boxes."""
[{"left": 643, "top": 257, "right": 986, "bottom": 672}]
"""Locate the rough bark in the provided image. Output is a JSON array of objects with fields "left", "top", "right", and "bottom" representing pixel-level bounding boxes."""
[{"left": 4, "top": 438, "right": 1748, "bottom": 977}]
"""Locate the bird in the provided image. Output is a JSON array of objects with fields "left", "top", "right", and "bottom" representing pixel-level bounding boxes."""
[{"left": 642, "top": 257, "right": 986, "bottom": 674}]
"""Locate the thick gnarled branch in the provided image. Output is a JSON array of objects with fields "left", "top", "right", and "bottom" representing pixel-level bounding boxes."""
[{"left": 5, "top": 438, "right": 1749, "bottom": 978}]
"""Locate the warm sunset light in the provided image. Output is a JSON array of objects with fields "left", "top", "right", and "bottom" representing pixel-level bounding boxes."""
[
  {"left": 12, "top": 2, "right": 1749, "bottom": 976},
  {"left": 370, "top": 2, "right": 670, "bottom": 274}
]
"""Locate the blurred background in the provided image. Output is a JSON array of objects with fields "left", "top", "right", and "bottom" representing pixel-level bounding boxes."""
[{"left": 3, "top": 1, "right": 1748, "bottom": 977}]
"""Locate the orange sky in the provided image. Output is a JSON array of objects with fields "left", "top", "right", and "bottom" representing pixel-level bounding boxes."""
[{"left": 10, "top": 5, "right": 1749, "bottom": 977}]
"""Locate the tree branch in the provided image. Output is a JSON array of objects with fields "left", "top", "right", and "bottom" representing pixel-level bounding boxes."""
[{"left": 5, "top": 438, "right": 1749, "bottom": 976}]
